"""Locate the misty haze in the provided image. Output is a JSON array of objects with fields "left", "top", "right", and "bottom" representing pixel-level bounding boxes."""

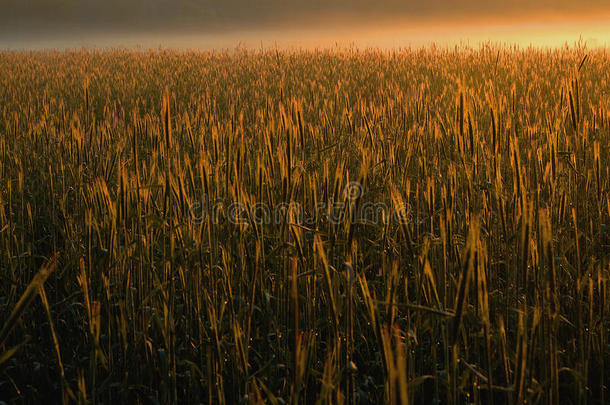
[{"left": 2, "top": 0, "right": 610, "bottom": 49}]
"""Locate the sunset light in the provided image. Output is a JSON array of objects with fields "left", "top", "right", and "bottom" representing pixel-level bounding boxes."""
[{"left": 1, "top": 2, "right": 609, "bottom": 404}]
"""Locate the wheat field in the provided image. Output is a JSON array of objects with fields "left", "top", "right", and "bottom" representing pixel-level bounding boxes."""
[{"left": 0, "top": 46, "right": 609, "bottom": 404}]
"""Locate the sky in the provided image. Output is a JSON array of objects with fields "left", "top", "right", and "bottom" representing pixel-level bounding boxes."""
[{"left": 1, "top": 1, "right": 610, "bottom": 49}]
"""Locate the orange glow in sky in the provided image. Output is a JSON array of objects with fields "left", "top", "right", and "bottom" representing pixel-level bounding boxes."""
[{"left": 2, "top": 12, "right": 610, "bottom": 50}]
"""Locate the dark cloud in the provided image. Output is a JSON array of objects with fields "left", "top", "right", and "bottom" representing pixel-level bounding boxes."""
[
  {"left": 2, "top": 0, "right": 609, "bottom": 42},
  {"left": 3, "top": 1, "right": 610, "bottom": 29}
]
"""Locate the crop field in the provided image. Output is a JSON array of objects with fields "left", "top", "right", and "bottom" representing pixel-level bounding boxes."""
[{"left": 0, "top": 47, "right": 609, "bottom": 404}]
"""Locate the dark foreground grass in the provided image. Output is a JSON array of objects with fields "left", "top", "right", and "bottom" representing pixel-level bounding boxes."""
[{"left": 0, "top": 46, "right": 609, "bottom": 404}]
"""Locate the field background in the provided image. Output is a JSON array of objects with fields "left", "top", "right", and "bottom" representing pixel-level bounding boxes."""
[{"left": 0, "top": 47, "right": 609, "bottom": 404}]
